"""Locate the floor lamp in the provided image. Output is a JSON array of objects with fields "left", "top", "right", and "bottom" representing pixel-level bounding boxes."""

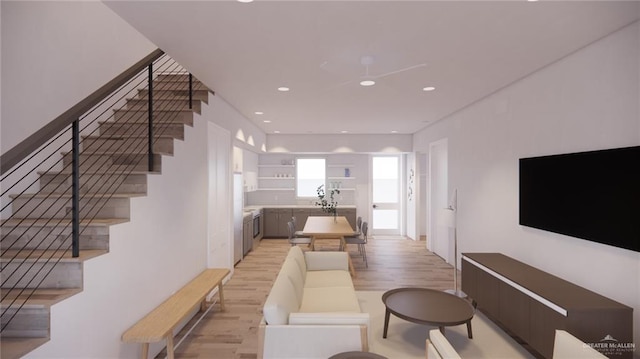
[{"left": 442, "top": 189, "right": 465, "bottom": 297}]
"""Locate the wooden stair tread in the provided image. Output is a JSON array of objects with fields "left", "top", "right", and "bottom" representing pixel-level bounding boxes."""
[
  {"left": 98, "top": 120, "right": 188, "bottom": 125},
  {"left": 0, "top": 337, "right": 50, "bottom": 359},
  {"left": 38, "top": 170, "right": 157, "bottom": 176},
  {"left": 1, "top": 288, "right": 82, "bottom": 307},
  {"left": 1, "top": 218, "right": 128, "bottom": 227},
  {"left": 9, "top": 192, "right": 146, "bottom": 199},
  {"left": 60, "top": 150, "right": 171, "bottom": 155},
  {"left": 113, "top": 108, "right": 195, "bottom": 113},
  {"left": 81, "top": 134, "right": 179, "bottom": 140},
  {"left": 126, "top": 97, "right": 203, "bottom": 102},
  {"left": 0, "top": 249, "right": 107, "bottom": 262}
]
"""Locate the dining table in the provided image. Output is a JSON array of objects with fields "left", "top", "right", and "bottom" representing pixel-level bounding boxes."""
[{"left": 302, "top": 215, "right": 357, "bottom": 277}]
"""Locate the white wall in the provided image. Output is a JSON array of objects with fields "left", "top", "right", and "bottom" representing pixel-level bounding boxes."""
[
  {"left": 267, "top": 134, "right": 412, "bottom": 153},
  {"left": 414, "top": 21, "right": 640, "bottom": 347},
  {"left": 0, "top": 1, "right": 155, "bottom": 153}
]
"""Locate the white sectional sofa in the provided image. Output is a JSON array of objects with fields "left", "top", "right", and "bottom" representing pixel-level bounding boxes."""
[
  {"left": 425, "top": 329, "right": 606, "bottom": 359},
  {"left": 426, "top": 329, "right": 461, "bottom": 359},
  {"left": 258, "top": 246, "right": 370, "bottom": 359}
]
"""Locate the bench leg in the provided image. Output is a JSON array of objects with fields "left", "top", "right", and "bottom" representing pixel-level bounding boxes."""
[
  {"left": 141, "top": 343, "right": 149, "bottom": 359},
  {"left": 217, "top": 282, "right": 226, "bottom": 311},
  {"left": 166, "top": 334, "right": 175, "bottom": 359}
]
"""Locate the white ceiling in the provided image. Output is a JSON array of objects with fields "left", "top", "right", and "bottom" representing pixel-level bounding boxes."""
[{"left": 105, "top": 1, "right": 639, "bottom": 135}]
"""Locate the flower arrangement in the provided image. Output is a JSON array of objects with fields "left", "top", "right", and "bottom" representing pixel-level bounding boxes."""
[{"left": 315, "top": 184, "right": 340, "bottom": 220}]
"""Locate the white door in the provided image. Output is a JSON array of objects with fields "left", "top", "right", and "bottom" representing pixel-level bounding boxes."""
[
  {"left": 428, "top": 139, "right": 449, "bottom": 262},
  {"left": 370, "top": 155, "right": 401, "bottom": 236}
]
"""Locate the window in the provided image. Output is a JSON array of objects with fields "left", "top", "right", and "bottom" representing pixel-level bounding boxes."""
[{"left": 296, "top": 158, "right": 325, "bottom": 197}]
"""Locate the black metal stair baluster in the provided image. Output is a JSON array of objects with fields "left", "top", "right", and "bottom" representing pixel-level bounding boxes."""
[
  {"left": 148, "top": 64, "right": 154, "bottom": 172},
  {"left": 189, "top": 73, "right": 193, "bottom": 110},
  {"left": 72, "top": 119, "right": 80, "bottom": 258}
]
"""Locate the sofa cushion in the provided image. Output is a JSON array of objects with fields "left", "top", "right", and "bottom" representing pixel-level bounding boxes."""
[
  {"left": 304, "top": 251, "right": 349, "bottom": 271},
  {"left": 553, "top": 330, "right": 607, "bottom": 359},
  {"left": 428, "top": 329, "right": 461, "bottom": 359},
  {"left": 287, "top": 245, "right": 307, "bottom": 277},
  {"left": 299, "top": 287, "right": 361, "bottom": 313},
  {"left": 305, "top": 270, "right": 354, "bottom": 289},
  {"left": 281, "top": 258, "right": 305, "bottom": 305},
  {"left": 263, "top": 273, "right": 300, "bottom": 325}
]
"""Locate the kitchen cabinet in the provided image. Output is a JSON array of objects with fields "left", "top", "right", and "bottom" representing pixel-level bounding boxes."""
[
  {"left": 242, "top": 215, "right": 253, "bottom": 255},
  {"left": 259, "top": 209, "right": 264, "bottom": 240},
  {"left": 263, "top": 208, "right": 293, "bottom": 238}
]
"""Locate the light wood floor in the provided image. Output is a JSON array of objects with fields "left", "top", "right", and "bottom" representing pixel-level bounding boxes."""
[{"left": 158, "top": 236, "right": 458, "bottom": 359}]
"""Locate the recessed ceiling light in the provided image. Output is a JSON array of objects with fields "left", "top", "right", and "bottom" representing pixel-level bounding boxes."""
[
  {"left": 237, "top": 0, "right": 253, "bottom": 3},
  {"left": 263, "top": 120, "right": 271, "bottom": 123},
  {"left": 254, "top": 111, "right": 264, "bottom": 115},
  {"left": 422, "top": 86, "right": 436, "bottom": 92},
  {"left": 391, "top": 130, "right": 398, "bottom": 133},
  {"left": 360, "top": 80, "right": 375, "bottom": 87},
  {"left": 341, "top": 130, "right": 349, "bottom": 134},
  {"left": 277, "top": 87, "right": 290, "bottom": 92}
]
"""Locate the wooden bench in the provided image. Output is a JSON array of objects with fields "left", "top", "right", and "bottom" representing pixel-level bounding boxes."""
[{"left": 122, "top": 268, "right": 230, "bottom": 359}]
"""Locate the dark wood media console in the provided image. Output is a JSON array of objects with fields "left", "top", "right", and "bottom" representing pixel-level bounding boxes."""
[{"left": 461, "top": 253, "right": 633, "bottom": 359}]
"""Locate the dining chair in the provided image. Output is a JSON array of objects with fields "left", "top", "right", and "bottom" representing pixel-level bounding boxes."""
[
  {"left": 345, "top": 221, "right": 368, "bottom": 267},
  {"left": 339, "top": 216, "right": 362, "bottom": 251},
  {"left": 354, "top": 216, "right": 363, "bottom": 236},
  {"left": 291, "top": 216, "right": 305, "bottom": 237},
  {"left": 287, "top": 221, "right": 312, "bottom": 247}
]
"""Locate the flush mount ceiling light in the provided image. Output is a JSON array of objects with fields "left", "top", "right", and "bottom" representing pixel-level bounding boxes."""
[
  {"left": 254, "top": 111, "right": 264, "bottom": 115},
  {"left": 263, "top": 120, "right": 271, "bottom": 123},
  {"left": 423, "top": 86, "right": 436, "bottom": 92},
  {"left": 360, "top": 80, "right": 376, "bottom": 87},
  {"left": 277, "top": 87, "right": 290, "bottom": 92}
]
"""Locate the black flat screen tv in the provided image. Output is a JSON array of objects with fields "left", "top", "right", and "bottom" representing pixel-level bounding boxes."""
[{"left": 519, "top": 146, "right": 640, "bottom": 252}]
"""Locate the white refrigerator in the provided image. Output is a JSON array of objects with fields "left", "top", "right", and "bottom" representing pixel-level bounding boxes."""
[{"left": 233, "top": 173, "right": 244, "bottom": 264}]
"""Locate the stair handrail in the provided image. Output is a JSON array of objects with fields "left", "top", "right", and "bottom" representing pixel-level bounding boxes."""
[{"left": 0, "top": 49, "right": 165, "bottom": 176}]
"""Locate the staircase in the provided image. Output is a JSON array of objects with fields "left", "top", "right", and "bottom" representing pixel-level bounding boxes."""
[{"left": 0, "top": 70, "right": 209, "bottom": 358}]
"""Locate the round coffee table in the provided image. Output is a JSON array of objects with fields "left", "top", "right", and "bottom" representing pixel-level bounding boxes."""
[{"left": 382, "top": 287, "right": 474, "bottom": 339}]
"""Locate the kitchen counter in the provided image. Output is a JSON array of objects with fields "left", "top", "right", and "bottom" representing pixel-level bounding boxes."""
[{"left": 244, "top": 204, "right": 356, "bottom": 211}]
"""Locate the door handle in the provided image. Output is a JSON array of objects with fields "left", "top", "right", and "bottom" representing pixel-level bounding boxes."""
[{"left": 372, "top": 204, "right": 378, "bottom": 209}]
